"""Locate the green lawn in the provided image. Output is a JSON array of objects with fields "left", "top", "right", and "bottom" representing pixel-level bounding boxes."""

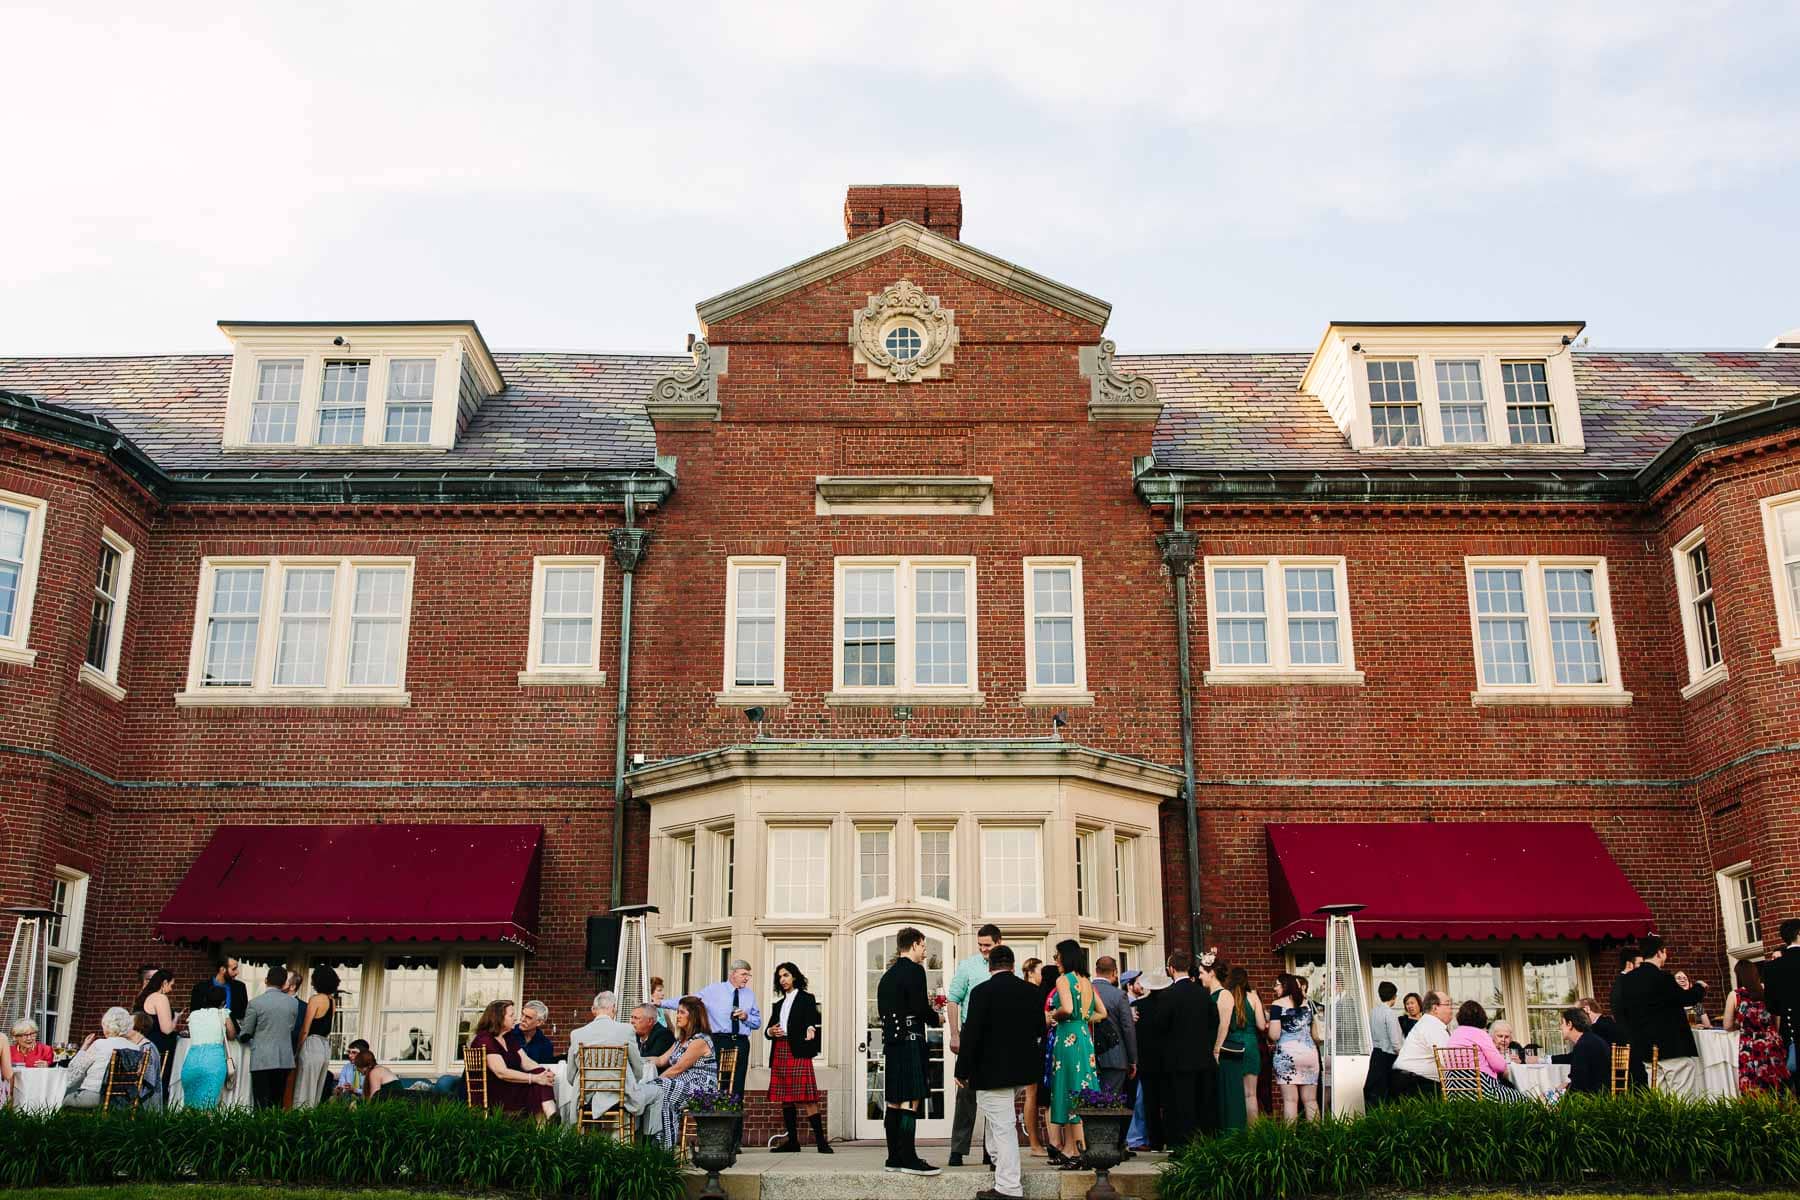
[{"left": 11, "top": 1190, "right": 1800, "bottom": 1200}]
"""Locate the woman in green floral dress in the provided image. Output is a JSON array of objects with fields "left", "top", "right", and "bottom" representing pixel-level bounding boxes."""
[{"left": 1047, "top": 938, "right": 1102, "bottom": 1162}]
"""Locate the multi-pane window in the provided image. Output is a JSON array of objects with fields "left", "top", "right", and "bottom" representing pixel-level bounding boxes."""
[
  {"left": 1674, "top": 530, "right": 1724, "bottom": 688},
  {"left": 190, "top": 558, "right": 414, "bottom": 699},
  {"left": 857, "top": 828, "right": 892, "bottom": 905},
  {"left": 1366, "top": 360, "right": 1423, "bottom": 446},
  {"left": 1502, "top": 361, "right": 1556, "bottom": 444},
  {"left": 717, "top": 832, "right": 736, "bottom": 919},
  {"left": 1718, "top": 863, "right": 1762, "bottom": 958},
  {"left": 455, "top": 954, "right": 517, "bottom": 1060},
  {"left": 981, "top": 826, "right": 1042, "bottom": 916},
  {"left": 768, "top": 827, "right": 829, "bottom": 917},
  {"left": 834, "top": 558, "right": 978, "bottom": 694},
  {"left": 724, "top": 559, "right": 784, "bottom": 692},
  {"left": 1024, "top": 560, "right": 1085, "bottom": 691},
  {"left": 1687, "top": 543, "right": 1722, "bottom": 670},
  {"left": 525, "top": 557, "right": 604, "bottom": 678},
  {"left": 1446, "top": 953, "right": 1506, "bottom": 1025},
  {"left": 384, "top": 359, "right": 436, "bottom": 444},
  {"left": 83, "top": 531, "right": 133, "bottom": 682},
  {"left": 317, "top": 361, "right": 370, "bottom": 444},
  {"left": 380, "top": 954, "right": 440, "bottom": 1063},
  {"left": 1204, "top": 558, "right": 1355, "bottom": 677},
  {"left": 885, "top": 325, "right": 923, "bottom": 361},
  {"left": 0, "top": 492, "right": 46, "bottom": 658},
  {"left": 249, "top": 359, "right": 303, "bottom": 444},
  {"left": 1075, "top": 830, "right": 1099, "bottom": 918},
  {"left": 43, "top": 868, "right": 86, "bottom": 1044},
  {"left": 1522, "top": 954, "right": 1581, "bottom": 1050},
  {"left": 1758, "top": 493, "right": 1800, "bottom": 659},
  {"left": 1467, "top": 558, "right": 1620, "bottom": 698},
  {"left": 676, "top": 836, "right": 696, "bottom": 923},
  {"left": 1294, "top": 944, "right": 1590, "bottom": 1041},
  {"left": 1433, "top": 360, "right": 1489, "bottom": 444},
  {"left": 1113, "top": 837, "right": 1137, "bottom": 924},
  {"left": 918, "top": 828, "right": 952, "bottom": 904}
]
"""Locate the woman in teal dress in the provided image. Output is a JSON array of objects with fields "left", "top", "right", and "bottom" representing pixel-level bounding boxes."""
[
  {"left": 1047, "top": 939, "right": 1102, "bottom": 1164},
  {"left": 179, "top": 981, "right": 232, "bottom": 1109},
  {"left": 1224, "top": 965, "right": 1266, "bottom": 1121},
  {"left": 1204, "top": 959, "right": 1257, "bottom": 1130}
]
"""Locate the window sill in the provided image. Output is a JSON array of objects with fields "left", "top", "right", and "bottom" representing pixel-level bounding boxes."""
[
  {"left": 0, "top": 644, "right": 38, "bottom": 668},
  {"left": 1203, "top": 670, "right": 1365, "bottom": 687},
  {"left": 79, "top": 665, "right": 127, "bottom": 701},
  {"left": 1680, "top": 666, "right": 1729, "bottom": 701},
  {"left": 174, "top": 689, "right": 412, "bottom": 708},
  {"left": 714, "top": 690, "right": 792, "bottom": 707},
  {"left": 1019, "top": 690, "right": 1095, "bottom": 707},
  {"left": 1773, "top": 645, "right": 1800, "bottom": 664},
  {"left": 1469, "top": 690, "right": 1632, "bottom": 708},
  {"left": 517, "top": 670, "right": 609, "bottom": 688},
  {"left": 823, "top": 690, "right": 986, "bottom": 708}
]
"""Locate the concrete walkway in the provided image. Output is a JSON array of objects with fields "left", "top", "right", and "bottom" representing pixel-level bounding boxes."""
[{"left": 682, "top": 1142, "right": 1166, "bottom": 1199}]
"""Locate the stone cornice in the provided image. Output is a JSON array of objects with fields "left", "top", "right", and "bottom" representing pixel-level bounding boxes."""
[
  {"left": 814, "top": 474, "right": 993, "bottom": 515},
  {"left": 695, "top": 220, "right": 1112, "bottom": 329},
  {"left": 627, "top": 740, "right": 1184, "bottom": 802}
]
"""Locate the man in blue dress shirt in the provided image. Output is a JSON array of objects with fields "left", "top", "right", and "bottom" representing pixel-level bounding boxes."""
[{"left": 663, "top": 959, "right": 759, "bottom": 1145}]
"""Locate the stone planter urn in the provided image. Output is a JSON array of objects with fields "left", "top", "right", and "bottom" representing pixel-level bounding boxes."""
[
  {"left": 1075, "top": 1107, "right": 1132, "bottom": 1200},
  {"left": 690, "top": 1112, "right": 739, "bottom": 1199}
]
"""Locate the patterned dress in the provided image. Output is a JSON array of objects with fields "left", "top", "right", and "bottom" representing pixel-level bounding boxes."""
[
  {"left": 1735, "top": 987, "right": 1791, "bottom": 1095},
  {"left": 1270, "top": 1001, "right": 1320, "bottom": 1086},
  {"left": 654, "top": 1033, "right": 718, "bottom": 1148},
  {"left": 1048, "top": 971, "right": 1101, "bottom": 1125}
]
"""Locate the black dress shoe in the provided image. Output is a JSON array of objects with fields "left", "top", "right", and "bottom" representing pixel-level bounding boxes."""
[
  {"left": 983, "top": 1152, "right": 994, "bottom": 1167},
  {"left": 948, "top": 1153, "right": 964, "bottom": 1167}
]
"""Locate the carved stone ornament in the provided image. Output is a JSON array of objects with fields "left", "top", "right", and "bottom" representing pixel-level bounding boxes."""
[
  {"left": 849, "top": 279, "right": 958, "bottom": 383},
  {"left": 646, "top": 339, "right": 728, "bottom": 421},
  {"left": 1079, "top": 339, "right": 1161, "bottom": 423}
]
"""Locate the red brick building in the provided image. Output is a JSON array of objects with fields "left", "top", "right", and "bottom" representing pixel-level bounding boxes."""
[{"left": 3, "top": 186, "right": 1798, "bottom": 1136}]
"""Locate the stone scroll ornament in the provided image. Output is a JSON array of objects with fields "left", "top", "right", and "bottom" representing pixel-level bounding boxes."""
[
  {"left": 1080, "top": 338, "right": 1161, "bottom": 421},
  {"left": 849, "top": 279, "right": 958, "bottom": 383}
]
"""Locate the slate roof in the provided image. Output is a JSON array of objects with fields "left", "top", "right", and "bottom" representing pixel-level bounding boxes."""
[
  {"left": 0, "top": 352, "right": 678, "bottom": 473},
  {"left": 1131, "top": 349, "right": 1800, "bottom": 473}
]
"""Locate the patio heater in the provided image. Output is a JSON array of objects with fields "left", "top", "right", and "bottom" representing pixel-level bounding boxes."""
[
  {"left": 607, "top": 903, "right": 658, "bottom": 1007},
  {"left": 1317, "top": 902, "right": 1371, "bottom": 1118},
  {"left": 0, "top": 907, "right": 53, "bottom": 1041}
]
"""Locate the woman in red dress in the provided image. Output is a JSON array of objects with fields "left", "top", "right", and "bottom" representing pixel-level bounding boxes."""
[
  {"left": 1724, "top": 958, "right": 1790, "bottom": 1095},
  {"left": 765, "top": 962, "right": 829, "bottom": 1153},
  {"left": 467, "top": 1000, "right": 558, "bottom": 1120}
]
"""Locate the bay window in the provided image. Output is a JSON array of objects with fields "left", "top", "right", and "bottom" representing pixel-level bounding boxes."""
[{"left": 0, "top": 489, "right": 47, "bottom": 666}]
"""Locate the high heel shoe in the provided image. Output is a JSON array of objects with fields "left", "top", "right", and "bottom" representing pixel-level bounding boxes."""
[{"left": 1045, "top": 1147, "right": 1069, "bottom": 1165}]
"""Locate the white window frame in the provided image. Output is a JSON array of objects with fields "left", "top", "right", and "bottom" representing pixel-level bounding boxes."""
[
  {"left": 980, "top": 824, "right": 1044, "bottom": 918},
  {"left": 79, "top": 527, "right": 135, "bottom": 699},
  {"left": 766, "top": 939, "right": 829, "bottom": 1066},
  {"left": 714, "top": 829, "right": 736, "bottom": 920},
  {"left": 1352, "top": 350, "right": 1575, "bottom": 451},
  {"left": 828, "top": 556, "right": 982, "bottom": 703},
  {"left": 520, "top": 556, "right": 607, "bottom": 687},
  {"left": 1717, "top": 861, "right": 1762, "bottom": 960},
  {"left": 1758, "top": 490, "right": 1800, "bottom": 663},
  {"left": 855, "top": 825, "right": 894, "bottom": 908},
  {"left": 1021, "top": 556, "right": 1091, "bottom": 702},
  {"left": 915, "top": 824, "right": 955, "bottom": 908},
  {"left": 1202, "top": 556, "right": 1361, "bottom": 684},
  {"left": 0, "top": 489, "right": 48, "bottom": 667},
  {"left": 675, "top": 835, "right": 697, "bottom": 925},
  {"left": 1075, "top": 828, "right": 1100, "bottom": 919},
  {"left": 1672, "top": 526, "right": 1728, "bottom": 697},
  {"left": 45, "top": 866, "right": 88, "bottom": 1043},
  {"left": 1463, "top": 556, "right": 1628, "bottom": 706},
  {"left": 1113, "top": 835, "right": 1137, "bottom": 925},
  {"left": 719, "top": 556, "right": 788, "bottom": 702},
  {"left": 180, "top": 556, "right": 415, "bottom": 706},
  {"left": 766, "top": 825, "right": 831, "bottom": 919}
]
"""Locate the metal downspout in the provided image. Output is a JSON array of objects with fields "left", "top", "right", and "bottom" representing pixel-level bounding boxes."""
[
  {"left": 1157, "top": 491, "right": 1204, "bottom": 955},
  {"left": 608, "top": 493, "right": 652, "bottom": 912}
]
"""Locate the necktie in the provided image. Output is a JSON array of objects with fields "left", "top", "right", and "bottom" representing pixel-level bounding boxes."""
[{"left": 732, "top": 987, "right": 742, "bottom": 1035}]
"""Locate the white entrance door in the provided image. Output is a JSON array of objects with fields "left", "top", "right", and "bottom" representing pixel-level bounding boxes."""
[{"left": 855, "top": 925, "right": 955, "bottom": 1140}]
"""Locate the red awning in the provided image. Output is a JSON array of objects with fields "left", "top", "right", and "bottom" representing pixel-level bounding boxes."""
[
  {"left": 156, "top": 824, "right": 544, "bottom": 950},
  {"left": 1265, "top": 821, "right": 1655, "bottom": 949}
]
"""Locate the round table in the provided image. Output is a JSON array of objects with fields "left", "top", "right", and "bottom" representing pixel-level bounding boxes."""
[
  {"left": 12, "top": 1066, "right": 70, "bottom": 1112},
  {"left": 1508, "top": 1062, "right": 1570, "bottom": 1099},
  {"left": 1694, "top": 1029, "right": 1741, "bottom": 1099}
]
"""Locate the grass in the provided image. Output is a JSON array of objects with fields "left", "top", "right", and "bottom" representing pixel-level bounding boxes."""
[{"left": 6, "top": 1191, "right": 498, "bottom": 1200}]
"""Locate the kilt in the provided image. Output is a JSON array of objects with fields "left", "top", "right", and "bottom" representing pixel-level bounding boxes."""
[
  {"left": 882, "top": 1030, "right": 928, "bottom": 1103},
  {"left": 768, "top": 1040, "right": 821, "bottom": 1105}
]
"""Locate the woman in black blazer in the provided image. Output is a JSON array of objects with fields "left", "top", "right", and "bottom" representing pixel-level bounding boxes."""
[{"left": 766, "top": 962, "right": 830, "bottom": 1153}]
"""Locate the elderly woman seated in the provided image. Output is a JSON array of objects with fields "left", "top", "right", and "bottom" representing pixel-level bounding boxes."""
[
  {"left": 64, "top": 1008, "right": 141, "bottom": 1109},
  {"left": 1445, "top": 1002, "right": 1528, "bottom": 1103}
]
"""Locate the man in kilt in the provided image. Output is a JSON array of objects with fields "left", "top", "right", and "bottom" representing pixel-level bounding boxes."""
[{"left": 877, "top": 926, "right": 942, "bottom": 1176}]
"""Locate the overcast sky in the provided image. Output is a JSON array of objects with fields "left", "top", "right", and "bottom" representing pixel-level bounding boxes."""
[{"left": 4, "top": 2, "right": 1796, "bottom": 356}]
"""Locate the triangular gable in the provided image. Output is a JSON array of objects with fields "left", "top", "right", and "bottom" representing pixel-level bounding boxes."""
[{"left": 695, "top": 219, "right": 1112, "bottom": 329}]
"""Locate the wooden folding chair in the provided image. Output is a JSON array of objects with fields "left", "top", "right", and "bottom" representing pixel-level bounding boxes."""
[
  {"left": 680, "top": 1044, "right": 739, "bottom": 1165},
  {"left": 464, "top": 1045, "right": 490, "bottom": 1112},
  {"left": 1610, "top": 1045, "right": 1632, "bottom": 1096},
  {"left": 576, "top": 1044, "right": 633, "bottom": 1141},
  {"left": 1434, "top": 1044, "right": 1483, "bottom": 1101},
  {"left": 1649, "top": 1046, "right": 1661, "bottom": 1091},
  {"left": 101, "top": 1047, "right": 149, "bottom": 1114}
]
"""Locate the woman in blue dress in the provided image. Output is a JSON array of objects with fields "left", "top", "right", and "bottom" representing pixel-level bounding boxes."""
[
  {"left": 651, "top": 995, "right": 719, "bottom": 1148},
  {"left": 179, "top": 980, "right": 232, "bottom": 1109}
]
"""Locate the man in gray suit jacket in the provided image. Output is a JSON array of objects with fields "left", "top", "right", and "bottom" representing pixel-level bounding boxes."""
[
  {"left": 564, "top": 990, "right": 651, "bottom": 1126},
  {"left": 239, "top": 964, "right": 300, "bottom": 1108},
  {"left": 1093, "top": 956, "right": 1138, "bottom": 1096}
]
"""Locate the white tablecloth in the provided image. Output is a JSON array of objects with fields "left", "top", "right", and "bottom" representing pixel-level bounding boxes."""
[
  {"left": 1508, "top": 1062, "right": 1570, "bottom": 1099},
  {"left": 1695, "top": 1029, "right": 1740, "bottom": 1099},
  {"left": 11, "top": 1066, "right": 69, "bottom": 1113},
  {"left": 167, "top": 1038, "right": 251, "bottom": 1111}
]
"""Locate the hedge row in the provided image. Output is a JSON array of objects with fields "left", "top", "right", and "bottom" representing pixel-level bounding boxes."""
[
  {"left": 0, "top": 1103, "right": 685, "bottom": 1200},
  {"left": 1158, "top": 1092, "right": 1800, "bottom": 1200}
]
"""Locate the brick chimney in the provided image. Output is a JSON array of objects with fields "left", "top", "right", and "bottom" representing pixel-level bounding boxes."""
[{"left": 844, "top": 185, "right": 962, "bottom": 241}]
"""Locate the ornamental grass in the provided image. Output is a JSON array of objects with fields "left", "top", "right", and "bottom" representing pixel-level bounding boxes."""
[
  {"left": 0, "top": 1102, "right": 684, "bottom": 1200},
  {"left": 1159, "top": 1091, "right": 1800, "bottom": 1200}
]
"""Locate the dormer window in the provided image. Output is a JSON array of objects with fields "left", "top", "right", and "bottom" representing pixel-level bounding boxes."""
[
  {"left": 220, "top": 322, "right": 502, "bottom": 452},
  {"left": 1301, "top": 323, "right": 1585, "bottom": 452}
]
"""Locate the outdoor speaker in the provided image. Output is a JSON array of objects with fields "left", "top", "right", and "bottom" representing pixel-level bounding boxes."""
[{"left": 586, "top": 915, "right": 621, "bottom": 973}]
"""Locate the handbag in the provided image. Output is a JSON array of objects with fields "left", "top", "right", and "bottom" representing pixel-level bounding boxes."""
[{"left": 1092, "top": 1012, "right": 1121, "bottom": 1056}]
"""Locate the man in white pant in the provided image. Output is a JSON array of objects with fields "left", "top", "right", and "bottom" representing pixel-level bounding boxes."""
[{"left": 952, "top": 945, "right": 1043, "bottom": 1200}]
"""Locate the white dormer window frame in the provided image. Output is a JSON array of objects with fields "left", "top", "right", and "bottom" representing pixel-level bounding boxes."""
[
  {"left": 1353, "top": 351, "right": 1578, "bottom": 450},
  {"left": 219, "top": 325, "right": 502, "bottom": 453}
]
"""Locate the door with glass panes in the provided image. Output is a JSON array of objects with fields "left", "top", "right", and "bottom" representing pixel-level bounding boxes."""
[{"left": 856, "top": 925, "right": 955, "bottom": 1141}]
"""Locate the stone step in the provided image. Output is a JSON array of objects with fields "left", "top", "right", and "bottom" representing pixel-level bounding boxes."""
[{"left": 683, "top": 1146, "right": 1164, "bottom": 1200}]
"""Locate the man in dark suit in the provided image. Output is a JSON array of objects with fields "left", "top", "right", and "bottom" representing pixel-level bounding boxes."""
[
  {"left": 1613, "top": 933, "right": 1707, "bottom": 1097},
  {"left": 1559, "top": 1006, "right": 1612, "bottom": 1094},
  {"left": 1149, "top": 949, "right": 1217, "bottom": 1146},
  {"left": 1607, "top": 945, "right": 1647, "bottom": 1088},
  {"left": 630, "top": 1003, "right": 675, "bottom": 1060},
  {"left": 1132, "top": 970, "right": 1173, "bottom": 1149},
  {"left": 954, "top": 945, "right": 1041, "bottom": 1200},
  {"left": 215, "top": 956, "right": 249, "bottom": 1028},
  {"left": 1760, "top": 920, "right": 1800, "bottom": 1097}
]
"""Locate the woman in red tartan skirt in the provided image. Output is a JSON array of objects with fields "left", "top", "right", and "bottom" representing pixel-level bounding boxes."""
[{"left": 766, "top": 962, "right": 831, "bottom": 1152}]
